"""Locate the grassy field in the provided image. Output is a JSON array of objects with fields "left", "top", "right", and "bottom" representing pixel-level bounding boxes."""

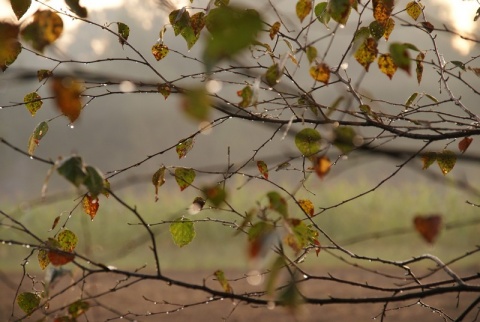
[{"left": 1, "top": 177, "right": 480, "bottom": 273}]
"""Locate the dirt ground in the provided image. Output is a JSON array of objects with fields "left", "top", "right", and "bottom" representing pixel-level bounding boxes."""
[{"left": 2, "top": 266, "right": 479, "bottom": 322}]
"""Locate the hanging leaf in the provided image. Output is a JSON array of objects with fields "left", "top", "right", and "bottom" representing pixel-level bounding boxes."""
[
  {"left": 306, "top": 46, "right": 317, "bottom": 64},
  {"left": 17, "top": 292, "right": 40, "bottom": 315},
  {"left": 188, "top": 196, "right": 206, "bottom": 215},
  {"left": 355, "top": 38, "right": 378, "bottom": 71},
  {"left": 309, "top": 63, "right": 330, "bottom": 84},
  {"left": 68, "top": 300, "right": 89, "bottom": 318},
  {"left": 295, "top": 128, "right": 321, "bottom": 157},
  {"left": 28, "top": 121, "right": 49, "bottom": 155},
  {"left": 314, "top": 155, "right": 331, "bottom": 179},
  {"left": 169, "top": 218, "right": 195, "bottom": 247},
  {"left": 37, "top": 69, "right": 52, "bottom": 81},
  {"left": 117, "top": 22, "right": 130, "bottom": 47},
  {"left": 169, "top": 8, "right": 190, "bottom": 36},
  {"left": 51, "top": 77, "right": 83, "bottom": 123},
  {"left": 377, "top": 54, "right": 397, "bottom": 79},
  {"left": 257, "top": 160, "right": 269, "bottom": 179},
  {"left": 296, "top": 0, "right": 312, "bottom": 23},
  {"left": 237, "top": 85, "right": 253, "bottom": 108},
  {"left": 416, "top": 52, "right": 425, "bottom": 84},
  {"left": 413, "top": 214, "right": 442, "bottom": 244},
  {"left": 451, "top": 60, "right": 466, "bottom": 71},
  {"left": 38, "top": 249, "right": 50, "bottom": 270},
  {"left": 265, "top": 63, "right": 282, "bottom": 87},
  {"left": 65, "top": 0, "right": 87, "bottom": 18},
  {"left": 151, "top": 43, "right": 169, "bottom": 61},
  {"left": 372, "top": 0, "right": 394, "bottom": 25},
  {"left": 57, "top": 156, "right": 87, "bottom": 187},
  {"left": 24, "top": 92, "right": 42, "bottom": 116},
  {"left": 57, "top": 230, "right": 78, "bottom": 252},
  {"left": 421, "top": 152, "right": 437, "bottom": 170},
  {"left": 0, "top": 22, "right": 22, "bottom": 72},
  {"left": 182, "top": 87, "right": 211, "bottom": 121},
  {"left": 333, "top": 126, "right": 356, "bottom": 153},
  {"left": 82, "top": 195, "right": 99, "bottom": 220},
  {"left": 389, "top": 43, "right": 412, "bottom": 75},
  {"left": 276, "top": 161, "right": 290, "bottom": 171},
  {"left": 175, "top": 168, "right": 196, "bottom": 191},
  {"left": 176, "top": 138, "right": 195, "bottom": 159},
  {"left": 328, "top": 0, "right": 352, "bottom": 25},
  {"left": 298, "top": 199, "right": 314, "bottom": 217},
  {"left": 468, "top": 66, "right": 480, "bottom": 77},
  {"left": 21, "top": 10, "right": 63, "bottom": 52},
  {"left": 204, "top": 6, "right": 262, "bottom": 72},
  {"left": 46, "top": 238, "right": 74, "bottom": 266},
  {"left": 406, "top": 1, "right": 424, "bottom": 21},
  {"left": 10, "top": 0, "right": 32, "bottom": 20},
  {"left": 314, "top": 2, "right": 330, "bottom": 26},
  {"left": 421, "top": 21, "right": 434, "bottom": 33},
  {"left": 214, "top": 270, "right": 233, "bottom": 293},
  {"left": 248, "top": 221, "right": 276, "bottom": 259},
  {"left": 437, "top": 150, "right": 456, "bottom": 175},
  {"left": 190, "top": 12, "right": 206, "bottom": 37},
  {"left": 269, "top": 21, "right": 281, "bottom": 40},
  {"left": 405, "top": 92, "right": 418, "bottom": 108},
  {"left": 458, "top": 137, "right": 473, "bottom": 154},
  {"left": 157, "top": 83, "right": 171, "bottom": 99},
  {"left": 203, "top": 185, "right": 226, "bottom": 206},
  {"left": 383, "top": 18, "right": 395, "bottom": 40},
  {"left": 83, "top": 166, "right": 104, "bottom": 198},
  {"left": 152, "top": 166, "right": 166, "bottom": 201},
  {"left": 369, "top": 20, "right": 385, "bottom": 40},
  {"left": 425, "top": 94, "right": 438, "bottom": 103},
  {"left": 267, "top": 191, "right": 289, "bottom": 218},
  {"left": 284, "top": 218, "right": 318, "bottom": 253}
]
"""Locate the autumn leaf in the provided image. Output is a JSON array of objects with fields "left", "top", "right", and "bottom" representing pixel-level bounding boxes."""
[
  {"left": 257, "top": 160, "right": 269, "bottom": 179},
  {"left": 176, "top": 138, "right": 195, "bottom": 159},
  {"left": 389, "top": 43, "right": 414, "bottom": 75},
  {"left": 37, "top": 69, "right": 52, "bottom": 81},
  {"left": 328, "top": 0, "right": 352, "bottom": 25},
  {"left": 248, "top": 221, "right": 276, "bottom": 259},
  {"left": 117, "top": 22, "right": 130, "bottom": 47},
  {"left": 0, "top": 22, "right": 22, "bottom": 71},
  {"left": 174, "top": 167, "right": 196, "bottom": 191},
  {"left": 157, "top": 83, "right": 171, "bottom": 99},
  {"left": 17, "top": 292, "right": 40, "bottom": 315},
  {"left": 265, "top": 63, "right": 282, "bottom": 87},
  {"left": 284, "top": 218, "right": 318, "bottom": 253},
  {"left": 309, "top": 63, "right": 330, "bottom": 84},
  {"left": 269, "top": 21, "right": 281, "bottom": 40},
  {"left": 10, "top": 0, "right": 32, "bottom": 20},
  {"left": 28, "top": 121, "right": 49, "bottom": 155},
  {"left": 84, "top": 166, "right": 105, "bottom": 198},
  {"left": 21, "top": 10, "right": 63, "bottom": 52},
  {"left": 68, "top": 300, "right": 90, "bottom": 318},
  {"left": 237, "top": 85, "right": 253, "bottom": 108},
  {"left": 203, "top": 185, "right": 227, "bottom": 206},
  {"left": 38, "top": 249, "right": 50, "bottom": 270},
  {"left": 372, "top": 0, "right": 394, "bottom": 25},
  {"left": 413, "top": 214, "right": 442, "bottom": 244},
  {"left": 296, "top": 0, "right": 312, "bottom": 23},
  {"left": 314, "top": 156, "right": 331, "bottom": 179},
  {"left": 421, "top": 21, "right": 434, "bottom": 33},
  {"left": 421, "top": 152, "right": 437, "bottom": 170},
  {"left": 65, "top": 0, "right": 88, "bottom": 18},
  {"left": 306, "top": 46, "right": 317, "bottom": 64},
  {"left": 458, "top": 137, "right": 473, "bottom": 154},
  {"left": 314, "top": 2, "right": 330, "bottom": 26},
  {"left": 298, "top": 199, "right": 314, "bottom": 217},
  {"left": 355, "top": 38, "right": 378, "bottom": 71},
  {"left": 51, "top": 77, "right": 83, "bottom": 123},
  {"left": 383, "top": 18, "right": 395, "bottom": 40},
  {"left": 295, "top": 128, "right": 321, "bottom": 157},
  {"left": 333, "top": 126, "right": 356, "bottom": 153},
  {"left": 416, "top": 52, "right": 425, "bottom": 84},
  {"left": 82, "top": 195, "right": 99, "bottom": 220},
  {"left": 406, "top": 1, "right": 424, "bottom": 21},
  {"left": 152, "top": 166, "right": 166, "bottom": 201},
  {"left": 57, "top": 229, "right": 78, "bottom": 252},
  {"left": 369, "top": 20, "right": 385, "bottom": 40},
  {"left": 267, "top": 191, "right": 289, "bottom": 218},
  {"left": 214, "top": 270, "right": 233, "bottom": 293},
  {"left": 169, "top": 217, "right": 195, "bottom": 247},
  {"left": 24, "top": 92, "right": 42, "bottom": 116},
  {"left": 378, "top": 54, "right": 397, "bottom": 79},
  {"left": 151, "top": 43, "right": 169, "bottom": 61},
  {"left": 182, "top": 87, "right": 211, "bottom": 122},
  {"left": 436, "top": 150, "right": 456, "bottom": 175}
]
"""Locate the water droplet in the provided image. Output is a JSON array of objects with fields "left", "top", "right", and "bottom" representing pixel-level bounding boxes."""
[
  {"left": 30, "top": 156, "right": 34, "bottom": 160},
  {"left": 68, "top": 124, "right": 75, "bottom": 129}
]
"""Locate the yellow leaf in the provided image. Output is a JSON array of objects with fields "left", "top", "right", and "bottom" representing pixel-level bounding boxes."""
[
  {"left": 269, "top": 21, "right": 281, "bottom": 40},
  {"left": 437, "top": 150, "right": 456, "bottom": 175},
  {"left": 296, "top": 0, "right": 312, "bottom": 23},
  {"left": 372, "top": 0, "right": 394, "bottom": 25},
  {"left": 0, "top": 22, "right": 22, "bottom": 71},
  {"left": 309, "top": 63, "right": 330, "bottom": 84},
  {"left": 383, "top": 18, "right": 395, "bottom": 40},
  {"left": 151, "top": 43, "right": 169, "bottom": 61},
  {"left": 314, "top": 156, "right": 331, "bottom": 179},
  {"left": 21, "top": 10, "right": 63, "bottom": 52},
  {"left": 416, "top": 52, "right": 425, "bottom": 84},
  {"left": 421, "top": 152, "right": 437, "bottom": 170},
  {"left": 377, "top": 53, "right": 397, "bottom": 79},
  {"left": 298, "top": 199, "right": 314, "bottom": 217},
  {"left": 406, "top": 1, "right": 424, "bottom": 21},
  {"left": 51, "top": 77, "right": 83, "bottom": 123},
  {"left": 354, "top": 38, "right": 378, "bottom": 71},
  {"left": 82, "top": 195, "right": 99, "bottom": 220}
]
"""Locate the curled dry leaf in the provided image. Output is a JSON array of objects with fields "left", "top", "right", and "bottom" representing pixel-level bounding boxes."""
[{"left": 413, "top": 214, "right": 442, "bottom": 244}]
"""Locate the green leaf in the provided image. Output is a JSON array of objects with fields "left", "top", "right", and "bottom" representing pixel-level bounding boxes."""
[
  {"left": 306, "top": 46, "right": 317, "bottom": 64},
  {"left": 421, "top": 152, "right": 437, "bottom": 170},
  {"left": 38, "top": 249, "right": 50, "bottom": 270},
  {"left": 65, "top": 0, "right": 87, "bottom": 18},
  {"left": 169, "top": 8, "right": 190, "bottom": 36},
  {"left": 117, "top": 22, "right": 130, "bottom": 47},
  {"left": 57, "top": 156, "right": 87, "bottom": 187},
  {"left": 83, "top": 166, "right": 104, "bottom": 198},
  {"left": 68, "top": 300, "right": 89, "bottom": 318},
  {"left": 176, "top": 138, "right": 195, "bottom": 159},
  {"left": 214, "top": 270, "right": 233, "bottom": 293},
  {"left": 257, "top": 160, "right": 269, "bottom": 179},
  {"left": 24, "top": 92, "right": 42, "bottom": 116},
  {"left": 21, "top": 10, "right": 63, "bottom": 52},
  {"left": 314, "top": 2, "right": 330, "bottom": 26},
  {"left": 369, "top": 20, "right": 385, "bottom": 41},
  {"left": 151, "top": 43, "right": 169, "bottom": 61},
  {"left": 152, "top": 166, "right": 166, "bottom": 202},
  {"left": 267, "top": 191, "right": 289, "bottom": 218},
  {"left": 247, "top": 221, "right": 276, "bottom": 258},
  {"left": 355, "top": 38, "right": 378, "bottom": 72},
  {"left": 451, "top": 60, "right": 466, "bottom": 71},
  {"left": 182, "top": 87, "right": 211, "bottom": 121},
  {"left": 296, "top": 0, "right": 312, "bottom": 23},
  {"left": 10, "top": 0, "right": 31, "bottom": 20},
  {"left": 327, "top": 0, "right": 352, "bottom": 25},
  {"left": 425, "top": 94, "right": 438, "bottom": 103},
  {"left": 157, "top": 83, "right": 171, "bottom": 99},
  {"left": 203, "top": 185, "right": 227, "bottom": 206},
  {"left": 17, "top": 292, "right": 40, "bottom": 315},
  {"left": 405, "top": 92, "right": 418, "bottom": 108},
  {"left": 175, "top": 168, "right": 196, "bottom": 191},
  {"left": 389, "top": 42, "right": 411, "bottom": 75},
  {"left": 169, "top": 218, "right": 195, "bottom": 247},
  {"left": 203, "top": 6, "right": 262, "bottom": 72},
  {"left": 437, "top": 150, "right": 456, "bottom": 175},
  {"left": 285, "top": 218, "right": 317, "bottom": 252},
  {"left": 265, "top": 63, "right": 282, "bottom": 87},
  {"left": 57, "top": 229, "right": 78, "bottom": 252},
  {"left": 295, "top": 128, "right": 321, "bottom": 157},
  {"left": 333, "top": 126, "right": 356, "bottom": 153},
  {"left": 28, "top": 121, "right": 49, "bottom": 155},
  {"left": 37, "top": 69, "right": 52, "bottom": 81},
  {"left": 238, "top": 85, "right": 253, "bottom": 107}
]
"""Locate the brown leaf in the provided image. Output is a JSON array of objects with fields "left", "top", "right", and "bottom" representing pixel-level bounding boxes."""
[
  {"left": 51, "top": 77, "right": 83, "bottom": 123},
  {"left": 314, "top": 156, "right": 331, "bottom": 179},
  {"left": 372, "top": 0, "right": 394, "bottom": 25},
  {"left": 21, "top": 10, "right": 63, "bottom": 52},
  {"left": 458, "top": 137, "right": 473, "bottom": 154},
  {"left": 413, "top": 214, "right": 442, "bottom": 244},
  {"left": 82, "top": 195, "right": 99, "bottom": 220},
  {"left": 421, "top": 21, "right": 434, "bottom": 33},
  {"left": 269, "top": 21, "right": 281, "bottom": 40}
]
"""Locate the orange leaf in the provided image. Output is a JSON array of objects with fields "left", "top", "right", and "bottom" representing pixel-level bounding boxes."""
[
  {"left": 421, "top": 152, "right": 437, "bottom": 170},
  {"left": 269, "top": 21, "right": 281, "bottom": 40},
  {"left": 82, "top": 195, "right": 99, "bottom": 220},
  {"left": 355, "top": 38, "right": 378, "bottom": 71},
  {"left": 378, "top": 53, "right": 397, "bottom": 79},
  {"left": 257, "top": 160, "right": 269, "bottom": 179},
  {"left": 51, "top": 77, "right": 83, "bottom": 123},
  {"left": 298, "top": 199, "right": 314, "bottom": 216},
  {"left": 314, "top": 156, "right": 331, "bottom": 179},
  {"left": 413, "top": 215, "right": 442, "bottom": 244},
  {"left": 458, "top": 137, "right": 473, "bottom": 154},
  {"left": 313, "top": 238, "right": 321, "bottom": 256},
  {"left": 309, "top": 63, "right": 330, "bottom": 84},
  {"left": 48, "top": 250, "right": 75, "bottom": 266},
  {"left": 373, "top": 0, "right": 394, "bottom": 25}
]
